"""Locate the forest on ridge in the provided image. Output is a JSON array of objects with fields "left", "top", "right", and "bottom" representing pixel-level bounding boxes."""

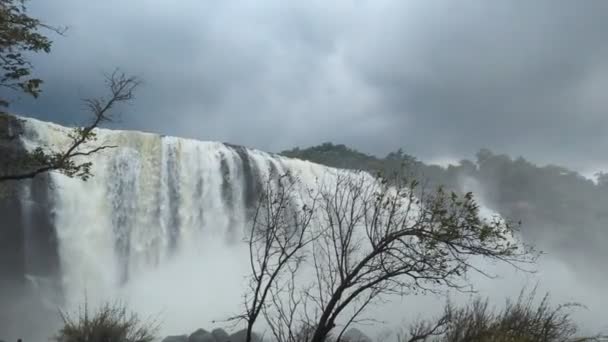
[{"left": 281, "top": 143, "right": 608, "bottom": 280}]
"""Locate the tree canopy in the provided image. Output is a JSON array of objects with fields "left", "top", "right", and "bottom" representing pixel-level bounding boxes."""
[
  {"left": 0, "top": 1, "right": 140, "bottom": 184},
  {"left": 281, "top": 143, "right": 608, "bottom": 281},
  {"left": 0, "top": 0, "right": 64, "bottom": 108}
]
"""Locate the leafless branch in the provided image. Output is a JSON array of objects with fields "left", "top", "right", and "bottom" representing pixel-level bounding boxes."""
[
  {"left": 303, "top": 171, "right": 536, "bottom": 342},
  {"left": 234, "top": 168, "right": 536, "bottom": 342},
  {"left": 0, "top": 69, "right": 141, "bottom": 183},
  {"left": 229, "top": 171, "right": 318, "bottom": 342}
]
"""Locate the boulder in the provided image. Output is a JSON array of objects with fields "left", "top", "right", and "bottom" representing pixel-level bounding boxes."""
[
  {"left": 162, "top": 335, "right": 188, "bottom": 342},
  {"left": 189, "top": 329, "right": 217, "bottom": 342},
  {"left": 342, "top": 328, "right": 372, "bottom": 342},
  {"left": 211, "top": 328, "right": 231, "bottom": 342},
  {"left": 229, "top": 329, "right": 262, "bottom": 342}
]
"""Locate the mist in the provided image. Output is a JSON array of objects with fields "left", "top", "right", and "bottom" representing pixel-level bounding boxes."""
[
  {"left": 75, "top": 168, "right": 608, "bottom": 340},
  {"left": 3, "top": 1, "right": 608, "bottom": 341},
  {"left": 101, "top": 232, "right": 251, "bottom": 335},
  {"left": 1, "top": 118, "right": 607, "bottom": 342},
  {"left": 53, "top": 175, "right": 608, "bottom": 339}
]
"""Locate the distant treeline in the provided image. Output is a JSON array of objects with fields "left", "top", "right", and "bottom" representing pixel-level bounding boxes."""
[{"left": 281, "top": 143, "right": 608, "bottom": 279}]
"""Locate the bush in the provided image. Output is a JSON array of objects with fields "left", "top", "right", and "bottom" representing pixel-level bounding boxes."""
[
  {"left": 401, "top": 289, "right": 606, "bottom": 342},
  {"left": 55, "top": 301, "right": 157, "bottom": 342}
]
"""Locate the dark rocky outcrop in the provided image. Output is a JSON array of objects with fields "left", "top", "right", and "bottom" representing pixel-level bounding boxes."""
[
  {"left": 161, "top": 143, "right": 182, "bottom": 253},
  {"left": 0, "top": 113, "right": 28, "bottom": 299},
  {"left": 2, "top": 115, "right": 62, "bottom": 281},
  {"left": 342, "top": 328, "right": 372, "bottom": 342},
  {"left": 189, "top": 329, "right": 217, "bottom": 342},
  {"left": 229, "top": 329, "right": 262, "bottom": 342},
  {"left": 164, "top": 327, "right": 266, "bottom": 342},
  {"left": 0, "top": 113, "right": 62, "bottom": 342},
  {"left": 162, "top": 335, "right": 189, "bottom": 342},
  {"left": 211, "top": 328, "right": 230, "bottom": 342},
  {"left": 224, "top": 144, "right": 263, "bottom": 212}
]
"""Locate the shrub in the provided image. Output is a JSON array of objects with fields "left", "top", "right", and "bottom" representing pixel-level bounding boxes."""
[
  {"left": 55, "top": 301, "right": 157, "bottom": 342},
  {"left": 401, "top": 289, "right": 606, "bottom": 342}
]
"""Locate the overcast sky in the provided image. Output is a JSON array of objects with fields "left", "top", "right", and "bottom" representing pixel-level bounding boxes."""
[{"left": 7, "top": 0, "right": 608, "bottom": 174}]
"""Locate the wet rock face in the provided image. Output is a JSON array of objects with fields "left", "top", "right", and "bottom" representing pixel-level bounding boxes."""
[
  {"left": 163, "top": 327, "right": 263, "bottom": 342},
  {"left": 228, "top": 329, "right": 262, "bottom": 342},
  {"left": 342, "top": 328, "right": 372, "bottom": 342},
  {"left": 189, "top": 329, "right": 217, "bottom": 342},
  {"left": 211, "top": 329, "right": 230, "bottom": 342},
  {"left": 0, "top": 114, "right": 28, "bottom": 305},
  {"left": 0, "top": 114, "right": 61, "bottom": 342},
  {"left": 0, "top": 114, "right": 31, "bottom": 182},
  {"left": 224, "top": 144, "right": 263, "bottom": 214},
  {"left": 162, "top": 335, "right": 188, "bottom": 342},
  {"left": 162, "top": 327, "right": 372, "bottom": 342}
]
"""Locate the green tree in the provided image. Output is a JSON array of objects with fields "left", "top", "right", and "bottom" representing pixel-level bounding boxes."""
[
  {"left": 0, "top": 1, "right": 144, "bottom": 185},
  {"left": 595, "top": 171, "right": 608, "bottom": 188},
  {"left": 0, "top": 0, "right": 65, "bottom": 107},
  {"left": 0, "top": 70, "right": 141, "bottom": 183}
]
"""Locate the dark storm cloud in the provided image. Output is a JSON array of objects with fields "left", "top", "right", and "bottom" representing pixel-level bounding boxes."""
[
  {"left": 347, "top": 0, "right": 608, "bottom": 169},
  {"left": 8, "top": 0, "right": 608, "bottom": 172}
]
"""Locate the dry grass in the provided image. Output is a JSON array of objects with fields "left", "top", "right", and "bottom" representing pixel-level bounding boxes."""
[
  {"left": 400, "top": 288, "right": 607, "bottom": 342},
  {"left": 55, "top": 300, "right": 158, "bottom": 342}
]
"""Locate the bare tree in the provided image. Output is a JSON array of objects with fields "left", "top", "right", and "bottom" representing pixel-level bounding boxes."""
[
  {"left": 262, "top": 268, "right": 315, "bottom": 342},
  {"left": 237, "top": 169, "right": 536, "bottom": 342},
  {"left": 230, "top": 172, "right": 318, "bottom": 342},
  {"left": 0, "top": 70, "right": 141, "bottom": 183},
  {"left": 400, "top": 309, "right": 451, "bottom": 342},
  {"left": 299, "top": 172, "right": 536, "bottom": 342}
]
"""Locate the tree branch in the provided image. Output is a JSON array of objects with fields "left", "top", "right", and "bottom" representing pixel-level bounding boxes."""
[{"left": 0, "top": 69, "right": 140, "bottom": 183}]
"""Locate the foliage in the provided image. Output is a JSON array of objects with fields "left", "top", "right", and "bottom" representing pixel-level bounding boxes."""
[
  {"left": 237, "top": 169, "right": 536, "bottom": 342},
  {"left": 400, "top": 289, "right": 606, "bottom": 342},
  {"left": 281, "top": 143, "right": 387, "bottom": 172},
  {"left": 280, "top": 143, "right": 608, "bottom": 278},
  {"left": 56, "top": 301, "right": 157, "bottom": 342},
  {"left": 0, "top": 0, "right": 64, "bottom": 107},
  {"left": 0, "top": 70, "right": 141, "bottom": 183},
  {"left": 303, "top": 172, "right": 534, "bottom": 342},
  {"left": 0, "top": 0, "right": 139, "bottom": 184}
]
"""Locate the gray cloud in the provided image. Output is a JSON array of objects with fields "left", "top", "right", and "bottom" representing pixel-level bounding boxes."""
[
  {"left": 7, "top": 2, "right": 608, "bottom": 334},
  {"left": 7, "top": 0, "right": 608, "bottom": 173}
]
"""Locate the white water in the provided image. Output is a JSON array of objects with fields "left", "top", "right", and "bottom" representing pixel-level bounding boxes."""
[
  {"left": 14, "top": 117, "right": 607, "bottom": 340},
  {"left": 17, "top": 117, "right": 358, "bottom": 336}
]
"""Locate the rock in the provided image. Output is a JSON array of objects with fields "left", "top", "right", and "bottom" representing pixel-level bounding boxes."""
[
  {"left": 229, "top": 329, "right": 262, "bottom": 342},
  {"left": 189, "top": 329, "right": 217, "bottom": 342},
  {"left": 211, "top": 328, "right": 231, "bottom": 342},
  {"left": 163, "top": 335, "right": 188, "bottom": 342},
  {"left": 342, "top": 328, "right": 372, "bottom": 342}
]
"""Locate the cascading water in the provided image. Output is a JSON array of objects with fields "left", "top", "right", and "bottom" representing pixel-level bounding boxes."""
[
  {"left": 4, "top": 116, "right": 605, "bottom": 341},
  {"left": 4, "top": 116, "right": 353, "bottom": 339}
]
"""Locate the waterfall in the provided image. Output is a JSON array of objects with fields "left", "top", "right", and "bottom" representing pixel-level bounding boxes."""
[
  {"left": 10, "top": 116, "right": 598, "bottom": 341},
  {"left": 8, "top": 116, "right": 351, "bottom": 336}
]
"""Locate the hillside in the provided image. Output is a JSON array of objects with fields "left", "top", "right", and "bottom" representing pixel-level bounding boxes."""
[{"left": 281, "top": 143, "right": 608, "bottom": 280}]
